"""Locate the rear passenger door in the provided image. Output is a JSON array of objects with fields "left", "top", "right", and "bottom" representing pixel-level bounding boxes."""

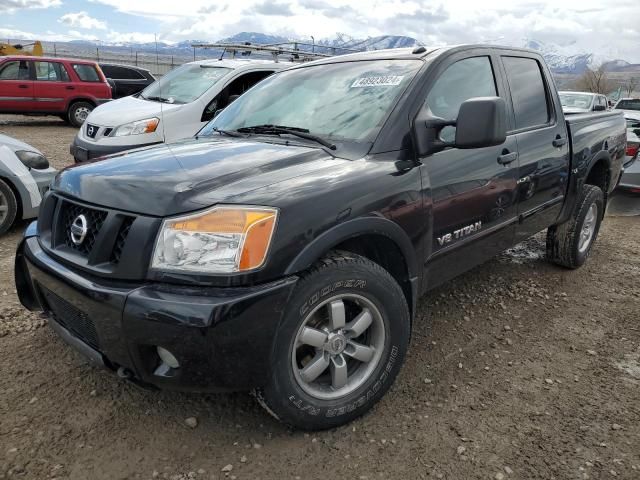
[
  {"left": 0, "top": 60, "right": 34, "bottom": 112},
  {"left": 499, "top": 55, "right": 570, "bottom": 241},
  {"left": 32, "top": 61, "right": 74, "bottom": 113}
]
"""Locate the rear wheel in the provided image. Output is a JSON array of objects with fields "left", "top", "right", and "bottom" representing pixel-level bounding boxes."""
[
  {"left": 67, "top": 101, "right": 94, "bottom": 128},
  {"left": 546, "top": 184, "right": 604, "bottom": 268},
  {"left": 255, "top": 251, "right": 410, "bottom": 430},
  {"left": 0, "top": 179, "right": 18, "bottom": 235}
]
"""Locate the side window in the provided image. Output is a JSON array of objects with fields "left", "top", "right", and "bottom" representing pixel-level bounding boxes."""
[
  {"left": 33, "top": 62, "right": 71, "bottom": 82},
  {"left": 72, "top": 64, "right": 101, "bottom": 82},
  {"left": 0, "top": 61, "right": 30, "bottom": 80},
  {"left": 502, "top": 56, "right": 550, "bottom": 130},
  {"left": 101, "top": 65, "right": 145, "bottom": 80},
  {"left": 425, "top": 57, "right": 497, "bottom": 142},
  {"left": 202, "top": 70, "right": 275, "bottom": 122}
]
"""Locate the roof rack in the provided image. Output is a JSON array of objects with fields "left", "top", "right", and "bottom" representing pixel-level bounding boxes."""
[{"left": 190, "top": 42, "right": 360, "bottom": 62}]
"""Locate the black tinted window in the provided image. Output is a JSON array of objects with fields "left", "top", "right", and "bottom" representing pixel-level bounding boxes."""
[
  {"left": 73, "top": 63, "right": 101, "bottom": 82},
  {"left": 0, "top": 61, "right": 29, "bottom": 80},
  {"left": 503, "top": 56, "right": 550, "bottom": 129},
  {"left": 616, "top": 99, "right": 640, "bottom": 111},
  {"left": 101, "top": 65, "right": 145, "bottom": 80},
  {"left": 426, "top": 56, "right": 497, "bottom": 142}
]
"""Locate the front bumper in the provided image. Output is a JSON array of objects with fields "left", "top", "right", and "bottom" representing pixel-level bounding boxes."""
[
  {"left": 70, "top": 135, "right": 161, "bottom": 163},
  {"left": 15, "top": 232, "right": 297, "bottom": 392}
]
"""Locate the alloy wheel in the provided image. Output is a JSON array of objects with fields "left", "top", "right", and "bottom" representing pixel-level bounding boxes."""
[
  {"left": 578, "top": 202, "right": 598, "bottom": 253},
  {"left": 291, "top": 294, "right": 386, "bottom": 400}
]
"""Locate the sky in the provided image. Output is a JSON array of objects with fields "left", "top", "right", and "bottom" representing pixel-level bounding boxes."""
[{"left": 1, "top": 0, "right": 639, "bottom": 62}]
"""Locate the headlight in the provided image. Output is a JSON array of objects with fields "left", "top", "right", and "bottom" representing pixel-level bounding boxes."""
[
  {"left": 15, "top": 150, "right": 49, "bottom": 170},
  {"left": 113, "top": 118, "right": 159, "bottom": 137},
  {"left": 151, "top": 206, "right": 278, "bottom": 274}
]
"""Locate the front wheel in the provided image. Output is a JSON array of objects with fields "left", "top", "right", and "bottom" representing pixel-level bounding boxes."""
[
  {"left": 0, "top": 179, "right": 18, "bottom": 235},
  {"left": 256, "top": 251, "right": 410, "bottom": 430},
  {"left": 546, "top": 184, "right": 604, "bottom": 268},
  {"left": 67, "top": 101, "right": 94, "bottom": 128}
]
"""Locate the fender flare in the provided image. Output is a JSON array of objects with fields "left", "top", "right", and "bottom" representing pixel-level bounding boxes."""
[
  {"left": 558, "top": 149, "right": 613, "bottom": 225},
  {"left": 585, "top": 150, "right": 612, "bottom": 181},
  {"left": 284, "top": 215, "right": 420, "bottom": 279}
]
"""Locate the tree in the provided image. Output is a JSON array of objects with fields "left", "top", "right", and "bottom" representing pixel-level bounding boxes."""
[
  {"left": 624, "top": 77, "right": 638, "bottom": 97},
  {"left": 574, "top": 65, "right": 612, "bottom": 94}
]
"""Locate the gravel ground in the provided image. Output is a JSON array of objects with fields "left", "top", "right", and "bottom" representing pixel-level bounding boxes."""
[{"left": 1, "top": 115, "right": 639, "bottom": 480}]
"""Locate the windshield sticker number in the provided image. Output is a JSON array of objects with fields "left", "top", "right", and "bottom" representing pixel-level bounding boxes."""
[{"left": 351, "top": 75, "right": 404, "bottom": 88}]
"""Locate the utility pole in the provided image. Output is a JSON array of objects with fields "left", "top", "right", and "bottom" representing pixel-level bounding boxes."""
[
  {"left": 155, "top": 33, "right": 159, "bottom": 67},
  {"left": 311, "top": 36, "right": 315, "bottom": 53}
]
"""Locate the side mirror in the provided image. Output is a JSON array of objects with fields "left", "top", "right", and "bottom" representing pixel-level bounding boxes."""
[
  {"left": 593, "top": 104, "right": 606, "bottom": 111},
  {"left": 454, "top": 97, "right": 507, "bottom": 149},
  {"left": 413, "top": 97, "right": 507, "bottom": 156}
]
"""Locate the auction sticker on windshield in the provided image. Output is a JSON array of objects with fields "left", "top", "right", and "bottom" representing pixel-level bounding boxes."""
[{"left": 351, "top": 76, "right": 404, "bottom": 88}]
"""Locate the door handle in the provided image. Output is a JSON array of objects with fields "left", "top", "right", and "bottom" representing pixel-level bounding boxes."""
[
  {"left": 65, "top": 86, "right": 75, "bottom": 90},
  {"left": 552, "top": 135, "right": 567, "bottom": 147},
  {"left": 18, "top": 84, "right": 29, "bottom": 89},
  {"left": 497, "top": 151, "right": 518, "bottom": 165}
]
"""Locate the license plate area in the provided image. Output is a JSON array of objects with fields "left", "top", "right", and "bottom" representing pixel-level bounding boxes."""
[{"left": 75, "top": 147, "right": 89, "bottom": 162}]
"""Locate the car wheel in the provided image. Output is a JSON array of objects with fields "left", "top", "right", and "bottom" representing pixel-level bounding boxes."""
[
  {"left": 255, "top": 251, "right": 410, "bottom": 430},
  {"left": 0, "top": 179, "right": 18, "bottom": 235},
  {"left": 67, "top": 101, "right": 94, "bottom": 128},
  {"left": 546, "top": 184, "right": 604, "bottom": 269}
]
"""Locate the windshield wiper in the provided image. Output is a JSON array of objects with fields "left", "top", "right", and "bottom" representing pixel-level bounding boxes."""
[
  {"left": 210, "top": 127, "right": 243, "bottom": 137},
  {"left": 235, "top": 124, "right": 336, "bottom": 150},
  {"left": 143, "top": 95, "right": 175, "bottom": 104}
]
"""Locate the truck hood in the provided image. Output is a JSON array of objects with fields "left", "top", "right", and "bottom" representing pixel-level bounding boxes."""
[
  {"left": 52, "top": 138, "right": 340, "bottom": 216},
  {"left": 86, "top": 95, "right": 183, "bottom": 127}
]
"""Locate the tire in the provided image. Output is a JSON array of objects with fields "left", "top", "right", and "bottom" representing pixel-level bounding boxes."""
[
  {"left": 255, "top": 251, "right": 410, "bottom": 430},
  {"left": 546, "top": 184, "right": 604, "bottom": 269},
  {"left": 0, "top": 179, "right": 18, "bottom": 235},
  {"left": 67, "top": 101, "right": 94, "bottom": 128}
]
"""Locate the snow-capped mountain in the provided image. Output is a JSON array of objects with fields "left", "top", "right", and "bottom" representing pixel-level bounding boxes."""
[
  {"left": 46, "top": 32, "right": 635, "bottom": 74},
  {"left": 522, "top": 39, "right": 639, "bottom": 74}
]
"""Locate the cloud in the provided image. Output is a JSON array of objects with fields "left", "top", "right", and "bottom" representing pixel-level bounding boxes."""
[
  {"left": 0, "top": 0, "right": 60, "bottom": 11},
  {"left": 5, "top": 0, "right": 640, "bottom": 63},
  {"left": 59, "top": 11, "right": 108, "bottom": 30},
  {"left": 253, "top": 1, "right": 293, "bottom": 16}
]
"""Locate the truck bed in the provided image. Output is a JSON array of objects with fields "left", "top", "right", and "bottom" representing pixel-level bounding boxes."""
[{"left": 565, "top": 110, "right": 626, "bottom": 195}]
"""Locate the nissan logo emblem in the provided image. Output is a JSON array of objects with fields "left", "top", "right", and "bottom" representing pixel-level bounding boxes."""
[{"left": 70, "top": 214, "right": 88, "bottom": 245}]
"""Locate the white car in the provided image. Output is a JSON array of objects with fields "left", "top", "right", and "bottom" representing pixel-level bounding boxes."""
[
  {"left": 613, "top": 97, "right": 640, "bottom": 121},
  {"left": 559, "top": 91, "right": 608, "bottom": 114},
  {"left": 70, "top": 59, "right": 289, "bottom": 162},
  {"left": 0, "top": 134, "right": 57, "bottom": 234}
]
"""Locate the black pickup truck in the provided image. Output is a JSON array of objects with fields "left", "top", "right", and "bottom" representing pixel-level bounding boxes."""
[{"left": 15, "top": 45, "right": 626, "bottom": 430}]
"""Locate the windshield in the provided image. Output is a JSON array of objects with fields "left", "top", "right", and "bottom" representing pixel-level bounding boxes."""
[
  {"left": 559, "top": 93, "right": 593, "bottom": 109},
  {"left": 616, "top": 99, "right": 640, "bottom": 111},
  {"left": 140, "top": 64, "right": 230, "bottom": 104},
  {"left": 200, "top": 60, "right": 422, "bottom": 143}
]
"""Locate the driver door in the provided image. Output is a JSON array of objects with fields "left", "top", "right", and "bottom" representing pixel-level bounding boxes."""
[{"left": 418, "top": 53, "right": 520, "bottom": 288}]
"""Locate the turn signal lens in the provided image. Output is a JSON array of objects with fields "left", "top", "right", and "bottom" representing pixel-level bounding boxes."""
[{"left": 151, "top": 206, "right": 278, "bottom": 274}]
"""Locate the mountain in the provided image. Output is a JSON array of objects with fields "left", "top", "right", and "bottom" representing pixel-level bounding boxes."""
[
  {"left": 43, "top": 33, "right": 633, "bottom": 74},
  {"left": 522, "top": 38, "right": 639, "bottom": 74}
]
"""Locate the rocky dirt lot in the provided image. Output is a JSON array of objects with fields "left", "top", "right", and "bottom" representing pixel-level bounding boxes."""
[{"left": 1, "top": 115, "right": 639, "bottom": 480}]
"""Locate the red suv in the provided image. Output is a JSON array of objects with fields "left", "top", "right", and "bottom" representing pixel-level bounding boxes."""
[{"left": 0, "top": 56, "right": 112, "bottom": 127}]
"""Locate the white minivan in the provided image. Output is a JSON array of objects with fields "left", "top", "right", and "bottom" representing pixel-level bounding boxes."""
[{"left": 70, "top": 58, "right": 287, "bottom": 162}]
